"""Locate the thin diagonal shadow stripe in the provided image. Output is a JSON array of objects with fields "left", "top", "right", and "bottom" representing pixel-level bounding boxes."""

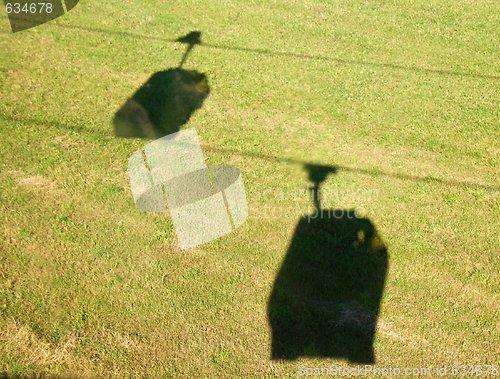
[
  {"left": 0, "top": 113, "right": 102, "bottom": 135},
  {"left": 50, "top": 23, "right": 499, "bottom": 81},
  {"left": 2, "top": 114, "right": 497, "bottom": 191},
  {"left": 201, "top": 145, "right": 500, "bottom": 192}
]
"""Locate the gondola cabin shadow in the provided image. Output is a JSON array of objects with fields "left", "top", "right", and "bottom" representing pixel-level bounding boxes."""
[
  {"left": 268, "top": 164, "right": 389, "bottom": 363},
  {"left": 113, "top": 31, "right": 209, "bottom": 139}
]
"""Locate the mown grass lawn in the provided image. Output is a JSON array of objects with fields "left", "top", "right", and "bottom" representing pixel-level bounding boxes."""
[{"left": 0, "top": 0, "right": 499, "bottom": 377}]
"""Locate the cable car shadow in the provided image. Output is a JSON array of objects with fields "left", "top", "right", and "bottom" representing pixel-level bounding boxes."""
[
  {"left": 113, "top": 31, "right": 209, "bottom": 139},
  {"left": 268, "top": 164, "right": 389, "bottom": 363}
]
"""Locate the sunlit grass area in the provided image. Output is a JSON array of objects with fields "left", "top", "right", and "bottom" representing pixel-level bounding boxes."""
[{"left": 0, "top": 0, "right": 498, "bottom": 377}]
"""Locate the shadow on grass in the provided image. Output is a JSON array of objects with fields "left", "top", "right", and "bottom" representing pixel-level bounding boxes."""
[
  {"left": 268, "top": 164, "right": 388, "bottom": 363},
  {"left": 51, "top": 24, "right": 499, "bottom": 81},
  {"left": 113, "top": 32, "right": 209, "bottom": 139},
  {"left": 0, "top": 114, "right": 497, "bottom": 192}
]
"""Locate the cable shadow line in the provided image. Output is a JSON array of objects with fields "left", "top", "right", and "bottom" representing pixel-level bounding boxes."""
[
  {"left": 52, "top": 23, "right": 499, "bottom": 81},
  {"left": 0, "top": 113, "right": 106, "bottom": 136},
  {"left": 1, "top": 113, "right": 497, "bottom": 192},
  {"left": 201, "top": 145, "right": 500, "bottom": 192}
]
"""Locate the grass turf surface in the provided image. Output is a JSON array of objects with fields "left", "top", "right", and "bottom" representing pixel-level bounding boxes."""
[{"left": 0, "top": 0, "right": 499, "bottom": 377}]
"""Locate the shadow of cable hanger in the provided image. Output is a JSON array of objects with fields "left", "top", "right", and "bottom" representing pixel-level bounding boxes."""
[
  {"left": 113, "top": 31, "right": 209, "bottom": 139},
  {"left": 52, "top": 24, "right": 499, "bottom": 81},
  {"left": 176, "top": 31, "right": 202, "bottom": 67}
]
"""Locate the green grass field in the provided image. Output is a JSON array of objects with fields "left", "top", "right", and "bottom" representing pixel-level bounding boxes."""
[{"left": 0, "top": 0, "right": 499, "bottom": 377}]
